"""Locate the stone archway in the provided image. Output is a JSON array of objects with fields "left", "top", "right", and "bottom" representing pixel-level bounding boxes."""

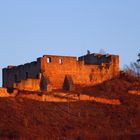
[
  {"left": 40, "top": 75, "right": 52, "bottom": 92},
  {"left": 63, "top": 75, "right": 74, "bottom": 91},
  {"left": 40, "top": 76, "right": 47, "bottom": 91}
]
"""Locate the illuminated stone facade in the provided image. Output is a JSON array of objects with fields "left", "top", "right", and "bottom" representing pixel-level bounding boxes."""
[{"left": 2, "top": 52, "right": 119, "bottom": 91}]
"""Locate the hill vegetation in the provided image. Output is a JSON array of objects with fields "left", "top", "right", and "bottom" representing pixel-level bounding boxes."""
[{"left": 0, "top": 74, "right": 140, "bottom": 139}]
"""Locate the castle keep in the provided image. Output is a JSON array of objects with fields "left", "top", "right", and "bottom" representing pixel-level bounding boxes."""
[{"left": 2, "top": 52, "right": 119, "bottom": 92}]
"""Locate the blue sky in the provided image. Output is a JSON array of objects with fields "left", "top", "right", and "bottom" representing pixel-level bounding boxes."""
[{"left": 0, "top": 0, "right": 140, "bottom": 85}]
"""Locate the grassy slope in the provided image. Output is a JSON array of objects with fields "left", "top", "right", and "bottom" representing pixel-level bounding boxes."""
[{"left": 0, "top": 76, "right": 140, "bottom": 139}]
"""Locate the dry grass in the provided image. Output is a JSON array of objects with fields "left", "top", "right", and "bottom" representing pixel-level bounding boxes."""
[{"left": 0, "top": 74, "right": 140, "bottom": 139}]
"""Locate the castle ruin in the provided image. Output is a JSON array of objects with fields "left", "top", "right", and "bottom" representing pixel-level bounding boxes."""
[{"left": 2, "top": 52, "right": 119, "bottom": 92}]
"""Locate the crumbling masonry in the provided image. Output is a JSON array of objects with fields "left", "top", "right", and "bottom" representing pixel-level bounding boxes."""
[{"left": 2, "top": 52, "right": 119, "bottom": 92}]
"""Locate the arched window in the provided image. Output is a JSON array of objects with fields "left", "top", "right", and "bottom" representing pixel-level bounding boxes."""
[
  {"left": 59, "top": 58, "right": 63, "bottom": 64},
  {"left": 47, "top": 57, "right": 51, "bottom": 63}
]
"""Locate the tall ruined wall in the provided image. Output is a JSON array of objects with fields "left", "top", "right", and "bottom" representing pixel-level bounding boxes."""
[
  {"left": 40, "top": 55, "right": 78, "bottom": 89},
  {"left": 76, "top": 54, "right": 119, "bottom": 85},
  {"left": 40, "top": 54, "right": 119, "bottom": 89},
  {"left": 3, "top": 59, "right": 41, "bottom": 88}
]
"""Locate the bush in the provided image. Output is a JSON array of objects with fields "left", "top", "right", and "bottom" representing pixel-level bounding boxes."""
[{"left": 7, "top": 88, "right": 14, "bottom": 94}]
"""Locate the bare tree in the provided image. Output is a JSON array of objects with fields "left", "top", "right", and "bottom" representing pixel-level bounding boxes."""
[
  {"left": 136, "top": 53, "right": 140, "bottom": 76},
  {"left": 124, "top": 53, "right": 140, "bottom": 77}
]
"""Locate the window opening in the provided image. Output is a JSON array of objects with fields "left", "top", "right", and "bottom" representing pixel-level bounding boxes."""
[
  {"left": 59, "top": 58, "right": 63, "bottom": 64},
  {"left": 47, "top": 57, "right": 51, "bottom": 63}
]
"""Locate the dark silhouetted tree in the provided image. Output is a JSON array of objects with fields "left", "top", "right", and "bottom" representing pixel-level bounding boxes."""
[
  {"left": 124, "top": 53, "right": 140, "bottom": 77},
  {"left": 136, "top": 53, "right": 140, "bottom": 76}
]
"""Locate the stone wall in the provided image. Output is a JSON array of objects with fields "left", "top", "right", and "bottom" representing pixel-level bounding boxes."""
[
  {"left": 3, "top": 59, "right": 41, "bottom": 88},
  {"left": 78, "top": 53, "right": 112, "bottom": 64},
  {"left": 2, "top": 52, "right": 120, "bottom": 91},
  {"left": 40, "top": 54, "right": 119, "bottom": 89},
  {"left": 0, "top": 88, "right": 9, "bottom": 97},
  {"left": 14, "top": 79, "right": 40, "bottom": 91},
  {"left": 40, "top": 55, "right": 78, "bottom": 89}
]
